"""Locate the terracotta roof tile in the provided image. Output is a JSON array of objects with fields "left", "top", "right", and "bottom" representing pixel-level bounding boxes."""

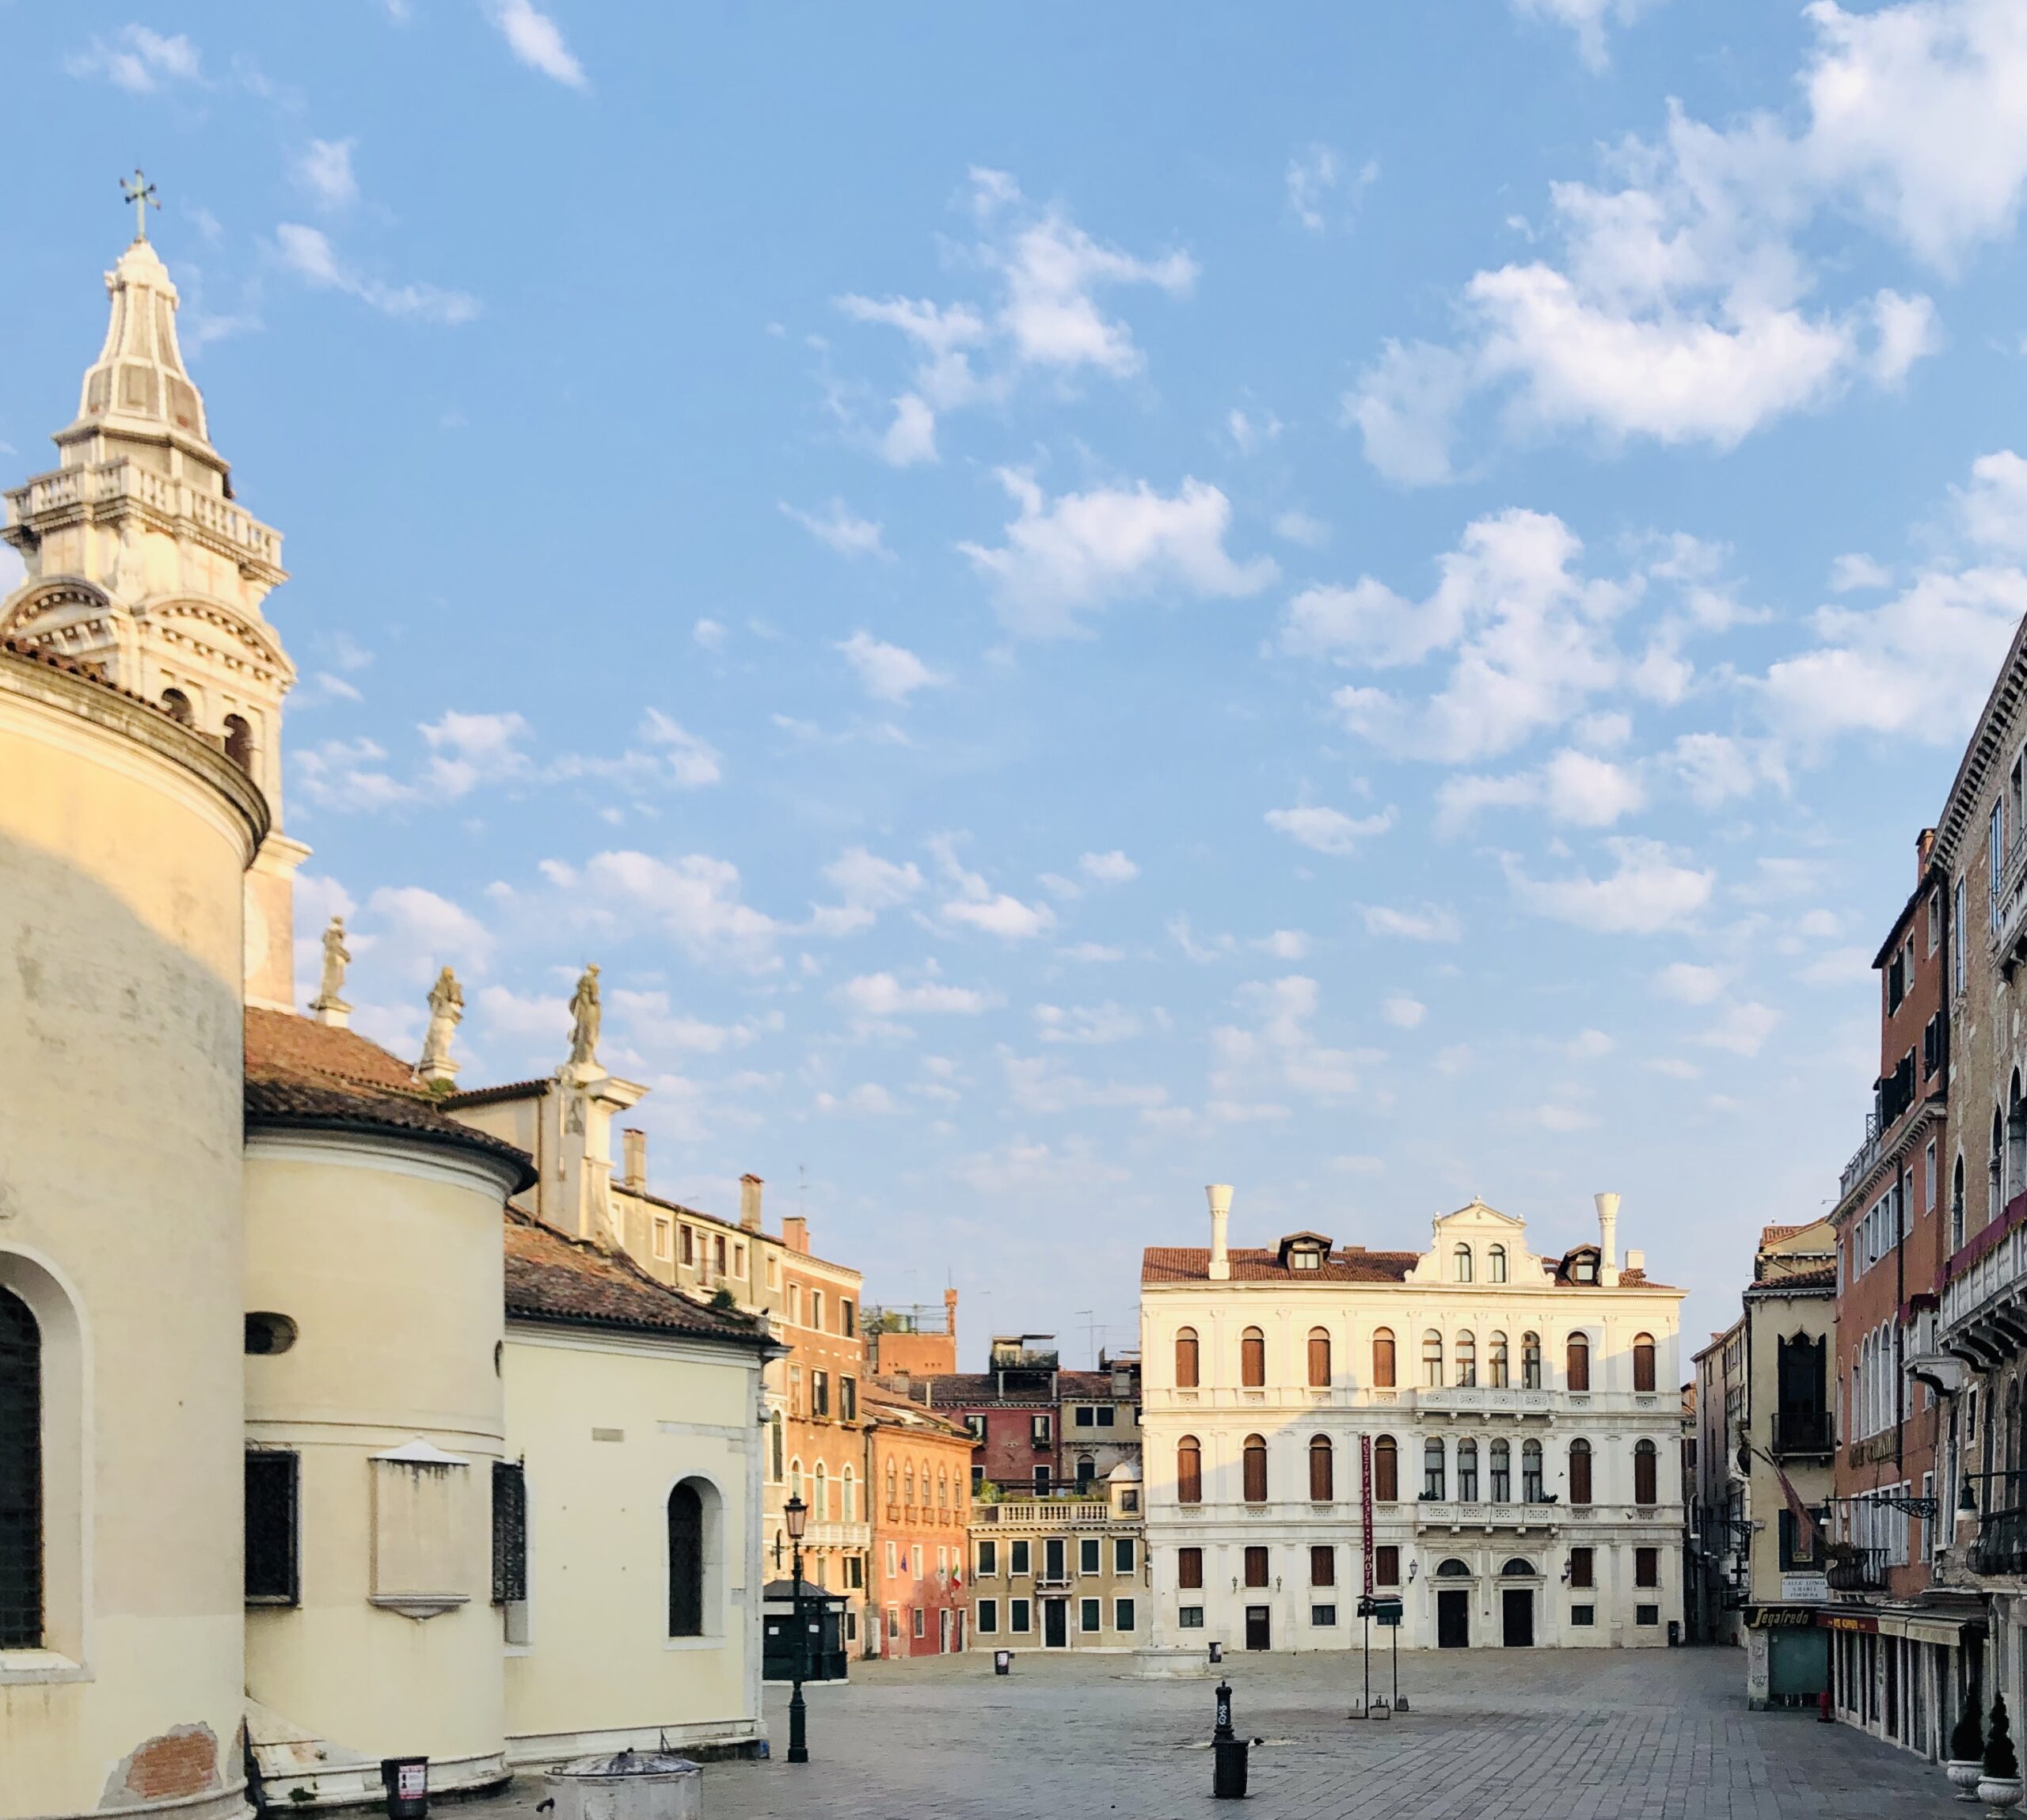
[
  {"left": 243, "top": 1008, "right": 536, "bottom": 1191},
  {"left": 504, "top": 1210, "right": 770, "bottom": 1347},
  {"left": 1142, "top": 1245, "right": 1420, "bottom": 1286},
  {"left": 2, "top": 636, "right": 179, "bottom": 716}
]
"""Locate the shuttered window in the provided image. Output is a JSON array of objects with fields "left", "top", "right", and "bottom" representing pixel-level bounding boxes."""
[
  {"left": 0, "top": 1289, "right": 41, "bottom": 1647},
  {"left": 245, "top": 1450, "right": 299, "bottom": 1605},
  {"left": 492, "top": 1461, "right": 528, "bottom": 1605}
]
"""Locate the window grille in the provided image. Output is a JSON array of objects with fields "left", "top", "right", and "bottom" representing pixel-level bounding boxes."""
[
  {"left": 492, "top": 1461, "right": 528, "bottom": 1605},
  {"left": 245, "top": 1450, "right": 300, "bottom": 1605},
  {"left": 0, "top": 1288, "right": 42, "bottom": 1647}
]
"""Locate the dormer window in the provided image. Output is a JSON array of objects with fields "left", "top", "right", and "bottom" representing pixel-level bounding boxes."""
[
  {"left": 1276, "top": 1231, "right": 1334, "bottom": 1271},
  {"left": 1573, "top": 1256, "right": 1596, "bottom": 1284},
  {"left": 1291, "top": 1248, "right": 1321, "bottom": 1271}
]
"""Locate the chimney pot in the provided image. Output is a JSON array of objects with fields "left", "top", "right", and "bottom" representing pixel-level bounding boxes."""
[
  {"left": 740, "top": 1172, "right": 763, "bottom": 1233},
  {"left": 621, "top": 1127, "right": 646, "bottom": 1190},
  {"left": 1207, "top": 1184, "right": 1233, "bottom": 1282},
  {"left": 1594, "top": 1191, "right": 1622, "bottom": 1288}
]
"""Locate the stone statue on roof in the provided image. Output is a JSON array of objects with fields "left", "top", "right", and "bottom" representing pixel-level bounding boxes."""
[
  {"left": 419, "top": 967, "right": 464, "bottom": 1085},
  {"left": 568, "top": 963, "right": 601, "bottom": 1068},
  {"left": 309, "top": 917, "right": 352, "bottom": 1028}
]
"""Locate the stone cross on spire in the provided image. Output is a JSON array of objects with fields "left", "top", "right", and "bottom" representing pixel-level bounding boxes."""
[{"left": 120, "top": 169, "right": 159, "bottom": 242}]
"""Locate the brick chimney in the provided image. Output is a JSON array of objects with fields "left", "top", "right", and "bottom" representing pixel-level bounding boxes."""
[
  {"left": 740, "top": 1172, "right": 763, "bottom": 1233},
  {"left": 621, "top": 1127, "right": 646, "bottom": 1190},
  {"left": 944, "top": 1285, "right": 959, "bottom": 1343},
  {"left": 782, "top": 1215, "right": 809, "bottom": 1255},
  {"left": 1207, "top": 1184, "right": 1233, "bottom": 1281},
  {"left": 1918, "top": 826, "right": 1938, "bottom": 878}
]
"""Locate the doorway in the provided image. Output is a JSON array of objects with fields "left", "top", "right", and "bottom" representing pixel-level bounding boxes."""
[
  {"left": 1437, "top": 1589, "right": 1470, "bottom": 1648},
  {"left": 1501, "top": 1588, "right": 1535, "bottom": 1647},
  {"left": 1043, "top": 1599, "right": 1067, "bottom": 1648},
  {"left": 1245, "top": 1605, "right": 1272, "bottom": 1651},
  {"left": 940, "top": 1608, "right": 953, "bottom": 1653}
]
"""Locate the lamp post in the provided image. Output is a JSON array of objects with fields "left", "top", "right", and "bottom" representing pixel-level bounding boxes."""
[{"left": 785, "top": 1494, "right": 810, "bottom": 1765}]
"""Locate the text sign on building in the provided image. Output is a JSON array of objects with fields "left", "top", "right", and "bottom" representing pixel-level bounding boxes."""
[
  {"left": 1778, "top": 1572, "right": 1828, "bottom": 1604},
  {"left": 1360, "top": 1433, "right": 1375, "bottom": 1598}
]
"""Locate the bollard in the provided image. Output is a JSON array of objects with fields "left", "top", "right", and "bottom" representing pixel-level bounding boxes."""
[
  {"left": 994, "top": 1649, "right": 1013, "bottom": 1676},
  {"left": 379, "top": 1758, "right": 428, "bottom": 1820},
  {"left": 1212, "top": 1678, "right": 1249, "bottom": 1799},
  {"left": 1816, "top": 1690, "right": 1834, "bottom": 1724}
]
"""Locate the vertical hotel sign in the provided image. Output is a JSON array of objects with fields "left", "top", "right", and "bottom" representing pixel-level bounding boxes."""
[{"left": 1360, "top": 1433, "right": 1375, "bottom": 1597}]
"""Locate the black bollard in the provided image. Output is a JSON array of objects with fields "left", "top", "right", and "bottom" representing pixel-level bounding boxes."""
[{"left": 1212, "top": 1680, "right": 1249, "bottom": 1799}]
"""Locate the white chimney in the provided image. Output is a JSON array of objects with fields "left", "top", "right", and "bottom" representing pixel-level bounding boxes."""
[
  {"left": 1625, "top": 1248, "right": 1645, "bottom": 1276},
  {"left": 1207, "top": 1184, "right": 1234, "bottom": 1282},
  {"left": 1595, "top": 1191, "right": 1621, "bottom": 1288}
]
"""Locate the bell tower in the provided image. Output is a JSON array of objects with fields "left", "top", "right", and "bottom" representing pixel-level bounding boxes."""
[{"left": 1, "top": 184, "right": 306, "bottom": 1009}]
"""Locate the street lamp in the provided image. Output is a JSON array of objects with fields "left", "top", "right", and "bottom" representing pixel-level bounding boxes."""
[{"left": 784, "top": 1494, "right": 810, "bottom": 1765}]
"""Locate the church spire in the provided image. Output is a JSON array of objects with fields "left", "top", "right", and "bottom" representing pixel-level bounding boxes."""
[{"left": 69, "top": 222, "right": 215, "bottom": 458}]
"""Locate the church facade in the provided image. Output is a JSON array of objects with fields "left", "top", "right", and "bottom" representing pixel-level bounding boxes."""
[{"left": 0, "top": 221, "right": 775, "bottom": 1820}]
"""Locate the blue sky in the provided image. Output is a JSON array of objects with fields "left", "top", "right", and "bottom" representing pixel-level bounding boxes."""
[{"left": 8, "top": 2, "right": 2027, "bottom": 1366}]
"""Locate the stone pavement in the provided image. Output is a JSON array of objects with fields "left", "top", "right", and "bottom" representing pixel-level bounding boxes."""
[{"left": 472, "top": 1647, "right": 1972, "bottom": 1818}]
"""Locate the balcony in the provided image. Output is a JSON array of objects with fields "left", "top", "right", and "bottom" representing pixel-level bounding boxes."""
[
  {"left": 1416, "top": 1387, "right": 1554, "bottom": 1420},
  {"left": 1941, "top": 1193, "right": 2027, "bottom": 1355},
  {"left": 1414, "top": 1499, "right": 1561, "bottom": 1533},
  {"left": 1968, "top": 1508, "right": 2027, "bottom": 1578},
  {"left": 973, "top": 1499, "right": 1115, "bottom": 1528},
  {"left": 1840, "top": 1111, "right": 1884, "bottom": 1203},
  {"left": 1770, "top": 1412, "right": 1835, "bottom": 1460},
  {"left": 1825, "top": 1546, "right": 1890, "bottom": 1593},
  {"left": 1994, "top": 834, "right": 2027, "bottom": 976}
]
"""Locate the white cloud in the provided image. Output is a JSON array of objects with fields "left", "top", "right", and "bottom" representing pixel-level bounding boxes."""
[
  {"left": 276, "top": 223, "right": 479, "bottom": 325},
  {"left": 1667, "top": 732, "right": 1766, "bottom": 808},
  {"left": 1264, "top": 805, "right": 1394, "bottom": 856},
  {"left": 1362, "top": 903, "right": 1462, "bottom": 942},
  {"left": 1253, "top": 929, "right": 1310, "bottom": 959},
  {"left": 67, "top": 25, "right": 200, "bottom": 91},
  {"left": 1079, "top": 849, "right": 1139, "bottom": 885},
  {"left": 808, "top": 848, "right": 925, "bottom": 937},
  {"left": 1830, "top": 553, "right": 1894, "bottom": 593},
  {"left": 943, "top": 894, "right": 1056, "bottom": 940},
  {"left": 1345, "top": 339, "right": 1474, "bottom": 486},
  {"left": 367, "top": 883, "right": 493, "bottom": 982},
  {"left": 1382, "top": 994, "right": 1426, "bottom": 1029},
  {"left": 1437, "top": 748, "right": 1644, "bottom": 830},
  {"left": 1506, "top": 836, "right": 1714, "bottom": 933},
  {"left": 484, "top": 0, "right": 587, "bottom": 88},
  {"left": 1762, "top": 562, "right": 2027, "bottom": 744},
  {"left": 1273, "top": 509, "right": 1330, "bottom": 548},
  {"left": 1958, "top": 450, "right": 2027, "bottom": 556},
  {"left": 421, "top": 709, "right": 533, "bottom": 797},
  {"left": 1227, "top": 408, "right": 1282, "bottom": 454},
  {"left": 1211, "top": 975, "right": 1377, "bottom": 1107},
  {"left": 816, "top": 1084, "right": 899, "bottom": 1116},
  {"left": 297, "top": 139, "right": 359, "bottom": 209},
  {"left": 837, "top": 630, "right": 944, "bottom": 704},
  {"left": 836, "top": 972, "right": 994, "bottom": 1017},
  {"left": 1698, "top": 1000, "right": 1781, "bottom": 1056},
  {"left": 1653, "top": 960, "right": 1727, "bottom": 1005},
  {"left": 1511, "top": 0, "right": 1660, "bottom": 72},
  {"left": 837, "top": 169, "right": 1193, "bottom": 460},
  {"left": 960, "top": 469, "right": 1276, "bottom": 638},
  {"left": 692, "top": 618, "right": 726, "bottom": 651},
  {"left": 1033, "top": 1001, "right": 1142, "bottom": 1045},
  {"left": 569, "top": 850, "right": 781, "bottom": 971},
  {"left": 782, "top": 499, "right": 888, "bottom": 559},
  {"left": 1286, "top": 145, "right": 1378, "bottom": 234},
  {"left": 1565, "top": 1028, "right": 1614, "bottom": 1059}
]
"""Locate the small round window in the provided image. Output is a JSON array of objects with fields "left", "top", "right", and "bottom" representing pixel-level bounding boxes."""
[{"left": 245, "top": 1313, "right": 298, "bottom": 1355}]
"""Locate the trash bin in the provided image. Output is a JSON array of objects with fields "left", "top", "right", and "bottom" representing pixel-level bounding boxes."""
[
  {"left": 1208, "top": 1640, "right": 1223, "bottom": 1665},
  {"left": 541, "top": 1749, "right": 702, "bottom": 1820},
  {"left": 1668, "top": 1621, "right": 1681, "bottom": 1647},
  {"left": 1213, "top": 1738, "right": 1249, "bottom": 1799},
  {"left": 994, "top": 1649, "right": 1013, "bottom": 1676},
  {"left": 380, "top": 1758, "right": 428, "bottom": 1820}
]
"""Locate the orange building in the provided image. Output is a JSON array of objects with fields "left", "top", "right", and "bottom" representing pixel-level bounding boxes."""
[
  {"left": 868, "top": 1288, "right": 959, "bottom": 1379},
  {"left": 866, "top": 1387, "right": 973, "bottom": 1656}
]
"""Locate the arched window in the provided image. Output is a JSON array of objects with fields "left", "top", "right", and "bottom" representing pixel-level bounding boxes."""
[
  {"left": 1489, "top": 1244, "right": 1508, "bottom": 1283},
  {"left": 938, "top": 1465, "right": 949, "bottom": 1509},
  {"left": 1422, "top": 1329, "right": 1443, "bottom": 1388},
  {"left": 1454, "top": 1243, "right": 1474, "bottom": 1283},
  {"left": 1501, "top": 1557, "right": 1535, "bottom": 1577},
  {"left": 1569, "top": 1438, "right": 1593, "bottom": 1504},
  {"left": 814, "top": 1461, "right": 828, "bottom": 1521},
  {"left": 842, "top": 1465, "right": 856, "bottom": 1522},
  {"left": 1522, "top": 1332, "right": 1542, "bottom": 1390},
  {"left": 1374, "top": 1435, "right": 1399, "bottom": 1502},
  {"left": 1177, "top": 1437, "right": 1203, "bottom": 1505},
  {"left": 1489, "top": 1332, "right": 1510, "bottom": 1389},
  {"left": 1565, "top": 1333, "right": 1591, "bottom": 1392},
  {"left": 222, "top": 712, "right": 253, "bottom": 773},
  {"left": 770, "top": 1412, "right": 785, "bottom": 1484},
  {"left": 1521, "top": 1438, "right": 1544, "bottom": 1503},
  {"left": 1633, "top": 1439, "right": 1658, "bottom": 1507},
  {"left": 1372, "top": 1328, "right": 1397, "bottom": 1388},
  {"left": 667, "top": 1481, "right": 705, "bottom": 1636},
  {"left": 789, "top": 1457, "right": 804, "bottom": 1503},
  {"left": 1953, "top": 1155, "right": 1967, "bottom": 1253},
  {"left": 1489, "top": 1438, "right": 1511, "bottom": 1502},
  {"left": 1243, "top": 1434, "right": 1268, "bottom": 1503},
  {"left": 1458, "top": 1438, "right": 1480, "bottom": 1501},
  {"left": 1175, "top": 1326, "right": 1200, "bottom": 1388},
  {"left": 1309, "top": 1435, "right": 1334, "bottom": 1502},
  {"left": 884, "top": 1461, "right": 897, "bottom": 1509},
  {"left": 903, "top": 1461, "right": 914, "bottom": 1508},
  {"left": 0, "top": 1287, "right": 40, "bottom": 1647},
  {"left": 160, "top": 686, "right": 194, "bottom": 725},
  {"left": 1307, "top": 1327, "right": 1332, "bottom": 1389},
  {"left": 1240, "top": 1327, "right": 1266, "bottom": 1388},
  {"left": 1436, "top": 1557, "right": 1470, "bottom": 1578},
  {"left": 1423, "top": 1438, "right": 1446, "bottom": 1499},
  {"left": 1632, "top": 1332, "right": 1656, "bottom": 1393},
  {"left": 1455, "top": 1330, "right": 1477, "bottom": 1389}
]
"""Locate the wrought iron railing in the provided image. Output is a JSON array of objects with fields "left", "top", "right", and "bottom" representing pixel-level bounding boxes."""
[
  {"left": 1825, "top": 1547, "right": 1889, "bottom": 1592},
  {"left": 1969, "top": 1507, "right": 2027, "bottom": 1578},
  {"left": 1771, "top": 1412, "right": 1835, "bottom": 1458}
]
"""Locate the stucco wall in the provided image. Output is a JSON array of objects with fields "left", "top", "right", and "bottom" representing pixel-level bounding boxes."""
[
  {"left": 502, "top": 1324, "right": 763, "bottom": 1759},
  {"left": 0, "top": 667, "right": 262, "bottom": 1820}
]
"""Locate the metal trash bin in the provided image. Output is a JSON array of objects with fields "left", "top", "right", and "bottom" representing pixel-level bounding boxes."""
[
  {"left": 542, "top": 1749, "right": 702, "bottom": 1820},
  {"left": 1213, "top": 1738, "right": 1249, "bottom": 1799},
  {"left": 380, "top": 1758, "right": 428, "bottom": 1820},
  {"left": 993, "top": 1649, "right": 1013, "bottom": 1676},
  {"left": 1208, "top": 1640, "right": 1223, "bottom": 1665}
]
